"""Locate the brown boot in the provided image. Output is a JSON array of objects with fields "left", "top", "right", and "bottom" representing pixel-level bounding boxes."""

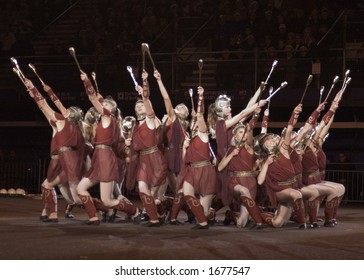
[
  {"left": 240, "top": 195, "right": 263, "bottom": 224},
  {"left": 139, "top": 192, "right": 159, "bottom": 222},
  {"left": 324, "top": 196, "right": 338, "bottom": 227},
  {"left": 41, "top": 186, "right": 58, "bottom": 222},
  {"left": 307, "top": 198, "right": 319, "bottom": 227},
  {"left": 78, "top": 194, "right": 98, "bottom": 221},
  {"left": 293, "top": 198, "right": 306, "bottom": 229},
  {"left": 184, "top": 195, "right": 207, "bottom": 224}
]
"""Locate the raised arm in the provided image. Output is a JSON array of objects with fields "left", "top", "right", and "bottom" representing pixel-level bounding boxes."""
[
  {"left": 245, "top": 82, "right": 265, "bottom": 109},
  {"left": 140, "top": 69, "right": 157, "bottom": 129},
  {"left": 24, "top": 79, "right": 56, "bottom": 123},
  {"left": 43, "top": 83, "right": 68, "bottom": 117},
  {"left": 196, "top": 86, "right": 207, "bottom": 133},
  {"left": 80, "top": 71, "right": 104, "bottom": 115},
  {"left": 280, "top": 104, "right": 302, "bottom": 157},
  {"left": 225, "top": 99, "right": 267, "bottom": 129},
  {"left": 154, "top": 70, "right": 175, "bottom": 124}
]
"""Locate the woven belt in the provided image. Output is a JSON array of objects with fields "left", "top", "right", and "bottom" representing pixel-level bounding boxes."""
[
  {"left": 230, "top": 170, "right": 257, "bottom": 177},
  {"left": 189, "top": 160, "right": 211, "bottom": 168},
  {"left": 95, "top": 144, "right": 112, "bottom": 150},
  {"left": 51, "top": 155, "right": 59, "bottom": 160},
  {"left": 320, "top": 170, "right": 325, "bottom": 176},
  {"left": 58, "top": 146, "right": 75, "bottom": 153},
  {"left": 308, "top": 170, "right": 320, "bottom": 178},
  {"left": 140, "top": 145, "right": 158, "bottom": 155},
  {"left": 295, "top": 173, "right": 302, "bottom": 180},
  {"left": 277, "top": 177, "right": 297, "bottom": 186}
]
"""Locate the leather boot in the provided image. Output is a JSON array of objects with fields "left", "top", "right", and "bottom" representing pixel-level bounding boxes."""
[
  {"left": 139, "top": 192, "right": 159, "bottom": 221},
  {"left": 78, "top": 194, "right": 98, "bottom": 219},
  {"left": 240, "top": 195, "right": 263, "bottom": 224},
  {"left": 324, "top": 196, "right": 338, "bottom": 226},
  {"left": 184, "top": 195, "right": 207, "bottom": 224},
  {"left": 307, "top": 198, "right": 319, "bottom": 226},
  {"left": 293, "top": 198, "right": 306, "bottom": 227}
]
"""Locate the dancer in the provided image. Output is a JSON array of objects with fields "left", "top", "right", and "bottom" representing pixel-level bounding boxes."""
[
  {"left": 257, "top": 104, "right": 307, "bottom": 229},
  {"left": 217, "top": 107, "right": 265, "bottom": 229},
  {"left": 23, "top": 79, "right": 77, "bottom": 223},
  {"left": 77, "top": 71, "right": 140, "bottom": 225},
  {"left": 129, "top": 69, "right": 168, "bottom": 227},
  {"left": 178, "top": 86, "right": 217, "bottom": 229}
]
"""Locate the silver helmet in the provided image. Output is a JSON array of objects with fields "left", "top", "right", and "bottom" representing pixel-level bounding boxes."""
[{"left": 214, "top": 94, "right": 231, "bottom": 118}]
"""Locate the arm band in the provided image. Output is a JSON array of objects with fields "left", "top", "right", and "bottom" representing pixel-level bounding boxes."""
[
  {"left": 83, "top": 79, "right": 97, "bottom": 96},
  {"left": 46, "top": 88, "right": 59, "bottom": 103},
  {"left": 306, "top": 110, "right": 320, "bottom": 126},
  {"left": 322, "top": 110, "right": 335, "bottom": 125}
]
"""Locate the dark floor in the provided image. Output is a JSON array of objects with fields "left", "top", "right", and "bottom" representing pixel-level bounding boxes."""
[{"left": 0, "top": 196, "right": 363, "bottom": 260}]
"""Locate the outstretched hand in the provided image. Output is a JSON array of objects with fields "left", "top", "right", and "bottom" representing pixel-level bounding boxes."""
[
  {"left": 142, "top": 69, "right": 148, "bottom": 81},
  {"left": 80, "top": 71, "right": 87, "bottom": 81},
  {"left": 24, "top": 78, "right": 34, "bottom": 90},
  {"left": 153, "top": 70, "right": 161, "bottom": 80},
  {"left": 43, "top": 84, "right": 51, "bottom": 92}
]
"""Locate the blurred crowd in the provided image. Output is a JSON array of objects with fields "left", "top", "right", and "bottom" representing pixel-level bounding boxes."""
[{"left": 1, "top": 0, "right": 363, "bottom": 60}]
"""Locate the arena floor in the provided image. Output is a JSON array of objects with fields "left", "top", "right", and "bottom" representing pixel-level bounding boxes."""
[{"left": 0, "top": 196, "right": 363, "bottom": 260}]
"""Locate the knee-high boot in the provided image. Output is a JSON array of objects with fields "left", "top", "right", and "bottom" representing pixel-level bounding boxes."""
[
  {"left": 170, "top": 192, "right": 183, "bottom": 221},
  {"left": 112, "top": 198, "right": 137, "bottom": 216},
  {"left": 324, "top": 196, "right": 339, "bottom": 226},
  {"left": 139, "top": 192, "right": 159, "bottom": 221},
  {"left": 78, "top": 194, "right": 97, "bottom": 219},
  {"left": 293, "top": 198, "right": 306, "bottom": 227},
  {"left": 333, "top": 195, "right": 344, "bottom": 221},
  {"left": 42, "top": 186, "right": 57, "bottom": 214},
  {"left": 184, "top": 195, "right": 207, "bottom": 224},
  {"left": 307, "top": 198, "right": 319, "bottom": 225},
  {"left": 240, "top": 195, "right": 263, "bottom": 224}
]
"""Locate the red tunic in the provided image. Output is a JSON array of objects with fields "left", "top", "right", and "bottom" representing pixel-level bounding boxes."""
[
  {"left": 316, "top": 147, "right": 327, "bottom": 180},
  {"left": 265, "top": 153, "right": 298, "bottom": 207},
  {"left": 46, "top": 135, "right": 67, "bottom": 184},
  {"left": 302, "top": 148, "right": 321, "bottom": 185},
  {"left": 87, "top": 109, "right": 120, "bottom": 182},
  {"left": 164, "top": 119, "right": 186, "bottom": 174},
  {"left": 132, "top": 121, "right": 167, "bottom": 187},
  {"left": 216, "top": 119, "right": 233, "bottom": 204},
  {"left": 178, "top": 135, "right": 217, "bottom": 196},
  {"left": 290, "top": 149, "right": 304, "bottom": 188},
  {"left": 227, "top": 146, "right": 258, "bottom": 201},
  {"left": 54, "top": 112, "right": 84, "bottom": 184}
]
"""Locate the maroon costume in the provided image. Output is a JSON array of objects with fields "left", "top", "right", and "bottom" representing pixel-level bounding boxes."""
[
  {"left": 132, "top": 121, "right": 167, "bottom": 187},
  {"left": 178, "top": 136, "right": 216, "bottom": 196},
  {"left": 265, "top": 153, "right": 299, "bottom": 207},
  {"left": 53, "top": 112, "right": 84, "bottom": 185}
]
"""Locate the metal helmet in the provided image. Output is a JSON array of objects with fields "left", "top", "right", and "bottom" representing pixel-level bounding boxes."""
[
  {"left": 257, "top": 133, "right": 279, "bottom": 158},
  {"left": 84, "top": 107, "right": 100, "bottom": 126},
  {"left": 214, "top": 94, "right": 231, "bottom": 118},
  {"left": 67, "top": 106, "right": 84, "bottom": 124}
]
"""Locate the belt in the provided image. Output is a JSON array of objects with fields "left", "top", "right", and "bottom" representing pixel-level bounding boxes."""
[
  {"left": 189, "top": 160, "right": 211, "bottom": 168},
  {"left": 140, "top": 145, "right": 158, "bottom": 155},
  {"left": 95, "top": 144, "right": 112, "bottom": 150},
  {"left": 230, "top": 170, "right": 257, "bottom": 177},
  {"left": 277, "top": 177, "right": 297, "bottom": 186},
  {"left": 308, "top": 170, "right": 320, "bottom": 178},
  {"left": 58, "top": 146, "right": 75, "bottom": 153},
  {"left": 51, "top": 155, "right": 59, "bottom": 160}
]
